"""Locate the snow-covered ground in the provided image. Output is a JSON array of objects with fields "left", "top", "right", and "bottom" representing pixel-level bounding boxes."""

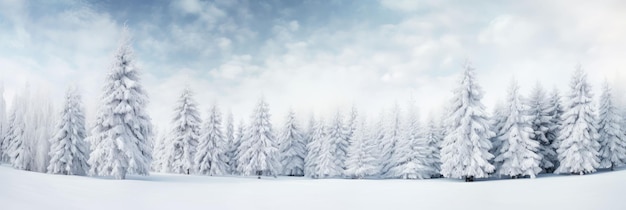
[{"left": 1, "top": 165, "right": 624, "bottom": 210}]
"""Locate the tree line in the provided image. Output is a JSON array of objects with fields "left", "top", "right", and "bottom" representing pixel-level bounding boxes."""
[{"left": 1, "top": 30, "right": 625, "bottom": 182}]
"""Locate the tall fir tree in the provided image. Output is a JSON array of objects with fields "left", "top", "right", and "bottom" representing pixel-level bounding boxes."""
[
  {"left": 424, "top": 114, "right": 443, "bottom": 178},
  {"left": 151, "top": 127, "right": 168, "bottom": 172},
  {"left": 527, "top": 83, "right": 558, "bottom": 173},
  {"left": 224, "top": 111, "right": 236, "bottom": 173},
  {"left": 490, "top": 100, "right": 508, "bottom": 165},
  {"left": 344, "top": 117, "right": 378, "bottom": 179},
  {"left": 7, "top": 94, "right": 30, "bottom": 170},
  {"left": 555, "top": 67, "right": 600, "bottom": 175},
  {"left": 440, "top": 63, "right": 495, "bottom": 182},
  {"left": 387, "top": 103, "right": 431, "bottom": 179},
  {"left": 494, "top": 81, "right": 541, "bottom": 178},
  {"left": 88, "top": 28, "right": 154, "bottom": 179},
  {"left": 164, "top": 88, "right": 201, "bottom": 174},
  {"left": 0, "top": 84, "right": 7, "bottom": 162},
  {"left": 381, "top": 105, "right": 402, "bottom": 177},
  {"left": 231, "top": 119, "right": 245, "bottom": 175},
  {"left": 597, "top": 81, "right": 626, "bottom": 170},
  {"left": 278, "top": 110, "right": 306, "bottom": 176},
  {"left": 236, "top": 98, "right": 280, "bottom": 177},
  {"left": 47, "top": 88, "right": 90, "bottom": 175},
  {"left": 546, "top": 88, "right": 564, "bottom": 169},
  {"left": 326, "top": 111, "right": 349, "bottom": 175},
  {"left": 195, "top": 104, "right": 229, "bottom": 176},
  {"left": 304, "top": 117, "right": 325, "bottom": 178}
]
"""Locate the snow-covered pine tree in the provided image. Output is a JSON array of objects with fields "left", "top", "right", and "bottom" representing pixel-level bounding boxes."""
[
  {"left": 372, "top": 111, "right": 387, "bottom": 176},
  {"left": 88, "top": 28, "right": 153, "bottom": 179},
  {"left": 546, "top": 88, "right": 564, "bottom": 169},
  {"left": 424, "top": 114, "right": 443, "bottom": 178},
  {"left": 7, "top": 94, "right": 30, "bottom": 170},
  {"left": 0, "top": 84, "right": 7, "bottom": 162},
  {"left": 236, "top": 98, "right": 280, "bottom": 177},
  {"left": 231, "top": 119, "right": 245, "bottom": 175},
  {"left": 345, "top": 105, "right": 358, "bottom": 148},
  {"left": 494, "top": 81, "right": 541, "bottom": 178},
  {"left": 305, "top": 114, "right": 316, "bottom": 146},
  {"left": 344, "top": 117, "right": 378, "bottom": 179},
  {"left": 381, "top": 104, "right": 403, "bottom": 177},
  {"left": 326, "top": 111, "right": 349, "bottom": 175},
  {"left": 440, "top": 62, "right": 495, "bottom": 182},
  {"left": 305, "top": 117, "right": 325, "bottom": 178},
  {"left": 224, "top": 111, "right": 236, "bottom": 173},
  {"left": 597, "top": 81, "right": 626, "bottom": 170},
  {"left": 313, "top": 121, "right": 342, "bottom": 178},
  {"left": 555, "top": 67, "right": 600, "bottom": 175},
  {"left": 527, "top": 83, "right": 558, "bottom": 173},
  {"left": 490, "top": 101, "right": 508, "bottom": 162},
  {"left": 387, "top": 103, "right": 431, "bottom": 179},
  {"left": 278, "top": 110, "right": 306, "bottom": 176},
  {"left": 151, "top": 127, "right": 168, "bottom": 172},
  {"left": 164, "top": 88, "right": 201, "bottom": 174},
  {"left": 47, "top": 88, "right": 90, "bottom": 175},
  {"left": 195, "top": 104, "right": 229, "bottom": 176}
]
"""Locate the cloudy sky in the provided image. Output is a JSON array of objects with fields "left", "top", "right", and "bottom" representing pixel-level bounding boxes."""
[{"left": 1, "top": 0, "right": 626, "bottom": 127}]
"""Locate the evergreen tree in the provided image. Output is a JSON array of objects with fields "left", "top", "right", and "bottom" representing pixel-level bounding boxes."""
[
  {"left": 88, "top": 29, "right": 154, "bottom": 179},
  {"left": 344, "top": 117, "right": 378, "bottom": 179},
  {"left": 494, "top": 81, "right": 541, "bottom": 178},
  {"left": 0, "top": 84, "right": 8, "bottom": 162},
  {"left": 490, "top": 101, "right": 508, "bottom": 164},
  {"left": 7, "top": 95, "right": 30, "bottom": 170},
  {"left": 326, "top": 111, "right": 349, "bottom": 175},
  {"left": 372, "top": 112, "right": 387, "bottom": 175},
  {"left": 195, "top": 104, "right": 229, "bottom": 176},
  {"left": 597, "top": 81, "right": 626, "bottom": 170},
  {"left": 381, "top": 105, "right": 402, "bottom": 177},
  {"left": 555, "top": 67, "right": 600, "bottom": 175},
  {"left": 304, "top": 118, "right": 325, "bottom": 178},
  {"left": 151, "top": 128, "right": 168, "bottom": 172},
  {"left": 164, "top": 88, "right": 201, "bottom": 174},
  {"left": 424, "top": 115, "right": 443, "bottom": 178},
  {"left": 47, "top": 88, "right": 90, "bottom": 175},
  {"left": 236, "top": 98, "right": 280, "bottom": 177},
  {"left": 231, "top": 119, "right": 245, "bottom": 175},
  {"left": 278, "top": 110, "right": 306, "bottom": 176},
  {"left": 387, "top": 103, "right": 430, "bottom": 179},
  {"left": 440, "top": 63, "right": 495, "bottom": 182},
  {"left": 546, "top": 88, "right": 564, "bottom": 169},
  {"left": 527, "top": 83, "right": 558, "bottom": 173},
  {"left": 224, "top": 112, "right": 236, "bottom": 173}
]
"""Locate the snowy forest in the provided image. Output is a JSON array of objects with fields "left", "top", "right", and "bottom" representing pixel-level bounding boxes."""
[{"left": 1, "top": 30, "right": 625, "bottom": 182}]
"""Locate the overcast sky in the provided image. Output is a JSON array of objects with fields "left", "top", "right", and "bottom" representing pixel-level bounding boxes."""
[{"left": 1, "top": 0, "right": 626, "bottom": 127}]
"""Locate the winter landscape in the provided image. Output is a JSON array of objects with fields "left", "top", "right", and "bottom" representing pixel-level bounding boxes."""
[{"left": 2, "top": 0, "right": 626, "bottom": 210}]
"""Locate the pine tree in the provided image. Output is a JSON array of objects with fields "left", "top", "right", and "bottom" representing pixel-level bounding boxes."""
[
  {"left": 224, "top": 112, "right": 236, "bottom": 173},
  {"left": 47, "top": 88, "right": 90, "bottom": 175},
  {"left": 597, "top": 81, "right": 626, "bottom": 170},
  {"left": 555, "top": 67, "right": 600, "bottom": 175},
  {"left": 305, "top": 118, "right": 325, "bottom": 178},
  {"left": 381, "top": 105, "right": 402, "bottom": 177},
  {"left": 0, "top": 84, "right": 8, "bottom": 162},
  {"left": 231, "top": 119, "right": 245, "bottom": 175},
  {"left": 236, "top": 98, "right": 280, "bottom": 177},
  {"left": 195, "top": 104, "right": 229, "bottom": 176},
  {"left": 164, "top": 88, "right": 201, "bottom": 174},
  {"left": 546, "top": 88, "right": 564, "bottom": 169},
  {"left": 344, "top": 117, "right": 378, "bottom": 179},
  {"left": 372, "top": 112, "right": 387, "bottom": 175},
  {"left": 527, "top": 83, "right": 558, "bottom": 173},
  {"left": 88, "top": 29, "right": 153, "bottom": 179},
  {"left": 494, "top": 81, "right": 541, "bottom": 178},
  {"left": 326, "top": 111, "right": 349, "bottom": 175},
  {"left": 387, "top": 103, "right": 431, "bottom": 179},
  {"left": 7, "top": 95, "right": 30, "bottom": 170},
  {"left": 151, "top": 128, "right": 168, "bottom": 172},
  {"left": 278, "top": 110, "right": 306, "bottom": 176},
  {"left": 490, "top": 101, "right": 508, "bottom": 164},
  {"left": 424, "top": 115, "right": 443, "bottom": 178},
  {"left": 440, "top": 63, "right": 495, "bottom": 182}
]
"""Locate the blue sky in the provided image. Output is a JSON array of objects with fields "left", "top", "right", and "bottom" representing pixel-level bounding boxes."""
[{"left": 1, "top": 0, "right": 626, "bottom": 127}]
